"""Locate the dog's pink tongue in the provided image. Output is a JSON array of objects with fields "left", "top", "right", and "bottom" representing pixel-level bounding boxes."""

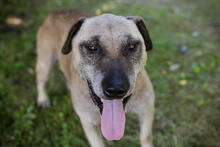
[{"left": 101, "top": 99, "right": 125, "bottom": 141}]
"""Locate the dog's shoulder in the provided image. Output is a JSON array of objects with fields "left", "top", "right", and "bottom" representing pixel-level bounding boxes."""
[{"left": 40, "top": 9, "right": 91, "bottom": 34}]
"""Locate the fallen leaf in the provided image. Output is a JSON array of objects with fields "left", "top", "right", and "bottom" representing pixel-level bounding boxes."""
[
  {"left": 95, "top": 9, "right": 102, "bottom": 15},
  {"left": 6, "top": 17, "right": 23, "bottom": 26},
  {"left": 179, "top": 80, "right": 187, "bottom": 86}
]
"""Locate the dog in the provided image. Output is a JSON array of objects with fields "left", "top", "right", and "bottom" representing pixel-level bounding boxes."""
[{"left": 36, "top": 9, "right": 155, "bottom": 147}]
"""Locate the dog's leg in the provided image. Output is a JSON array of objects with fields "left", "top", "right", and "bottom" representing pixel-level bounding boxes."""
[
  {"left": 36, "top": 53, "right": 56, "bottom": 108},
  {"left": 36, "top": 37, "right": 57, "bottom": 108},
  {"left": 80, "top": 119, "right": 105, "bottom": 147},
  {"left": 139, "top": 106, "right": 154, "bottom": 147}
]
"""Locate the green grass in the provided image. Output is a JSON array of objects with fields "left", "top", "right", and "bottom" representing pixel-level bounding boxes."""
[{"left": 0, "top": 0, "right": 219, "bottom": 146}]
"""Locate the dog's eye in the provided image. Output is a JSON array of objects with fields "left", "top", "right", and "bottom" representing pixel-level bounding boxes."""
[
  {"left": 128, "top": 43, "right": 138, "bottom": 51},
  {"left": 87, "top": 45, "right": 97, "bottom": 51},
  {"left": 129, "top": 44, "right": 136, "bottom": 50}
]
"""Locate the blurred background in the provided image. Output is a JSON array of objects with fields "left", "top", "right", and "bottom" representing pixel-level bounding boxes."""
[{"left": 0, "top": 0, "right": 219, "bottom": 146}]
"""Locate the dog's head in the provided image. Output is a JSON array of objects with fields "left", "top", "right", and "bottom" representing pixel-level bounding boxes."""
[{"left": 62, "top": 14, "right": 152, "bottom": 140}]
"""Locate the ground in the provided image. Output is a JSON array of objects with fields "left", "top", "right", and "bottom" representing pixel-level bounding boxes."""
[{"left": 0, "top": 0, "right": 219, "bottom": 146}]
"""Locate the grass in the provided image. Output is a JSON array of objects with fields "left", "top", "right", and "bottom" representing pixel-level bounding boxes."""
[{"left": 0, "top": 0, "right": 219, "bottom": 146}]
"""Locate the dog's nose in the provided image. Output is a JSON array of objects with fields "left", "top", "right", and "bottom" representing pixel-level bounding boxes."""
[{"left": 102, "top": 72, "right": 129, "bottom": 99}]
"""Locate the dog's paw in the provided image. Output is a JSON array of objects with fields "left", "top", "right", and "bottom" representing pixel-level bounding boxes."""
[{"left": 37, "top": 99, "right": 51, "bottom": 108}]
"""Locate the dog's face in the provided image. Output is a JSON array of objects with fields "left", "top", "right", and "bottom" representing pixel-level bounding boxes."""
[
  {"left": 62, "top": 14, "right": 152, "bottom": 102},
  {"left": 62, "top": 14, "right": 152, "bottom": 140}
]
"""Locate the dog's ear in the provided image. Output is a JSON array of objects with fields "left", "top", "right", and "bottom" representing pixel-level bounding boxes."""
[
  {"left": 62, "top": 17, "right": 85, "bottom": 54},
  {"left": 126, "top": 16, "right": 153, "bottom": 51}
]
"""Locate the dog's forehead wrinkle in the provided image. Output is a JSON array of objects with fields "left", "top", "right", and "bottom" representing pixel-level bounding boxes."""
[
  {"left": 108, "top": 23, "right": 114, "bottom": 48},
  {"left": 89, "top": 35, "right": 101, "bottom": 41}
]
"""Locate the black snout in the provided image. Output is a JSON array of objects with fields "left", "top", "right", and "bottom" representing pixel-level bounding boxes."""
[{"left": 102, "top": 70, "right": 130, "bottom": 99}]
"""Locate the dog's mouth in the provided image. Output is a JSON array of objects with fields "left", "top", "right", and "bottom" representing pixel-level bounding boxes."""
[
  {"left": 87, "top": 80, "right": 131, "bottom": 141},
  {"left": 87, "top": 80, "right": 131, "bottom": 114}
]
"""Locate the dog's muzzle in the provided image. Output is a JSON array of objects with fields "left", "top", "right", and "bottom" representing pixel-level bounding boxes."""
[{"left": 87, "top": 80, "right": 131, "bottom": 114}]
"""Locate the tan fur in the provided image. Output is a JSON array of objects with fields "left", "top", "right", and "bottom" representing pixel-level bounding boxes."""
[{"left": 36, "top": 10, "right": 154, "bottom": 147}]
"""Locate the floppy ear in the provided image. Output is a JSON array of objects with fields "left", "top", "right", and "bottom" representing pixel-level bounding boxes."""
[
  {"left": 62, "top": 17, "right": 85, "bottom": 54},
  {"left": 126, "top": 16, "right": 153, "bottom": 51}
]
